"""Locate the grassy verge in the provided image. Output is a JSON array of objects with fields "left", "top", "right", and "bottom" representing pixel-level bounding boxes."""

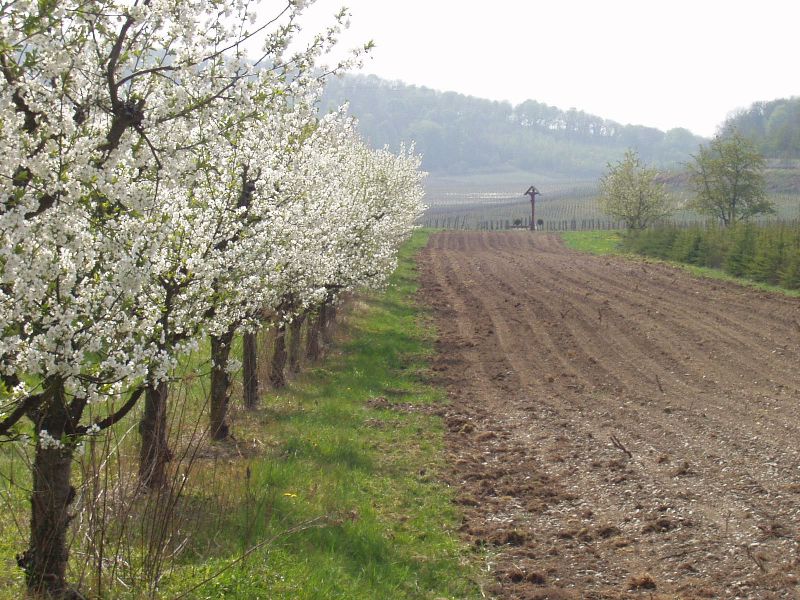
[
  {"left": 560, "top": 230, "right": 800, "bottom": 297},
  {"left": 1, "top": 230, "right": 483, "bottom": 599},
  {"left": 663, "top": 263, "right": 800, "bottom": 297},
  {"left": 560, "top": 230, "right": 624, "bottom": 255},
  {"left": 161, "top": 229, "right": 483, "bottom": 599}
]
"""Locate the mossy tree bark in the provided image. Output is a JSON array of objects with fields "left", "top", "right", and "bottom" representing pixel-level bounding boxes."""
[
  {"left": 209, "top": 327, "right": 236, "bottom": 440},
  {"left": 287, "top": 314, "right": 306, "bottom": 374},
  {"left": 269, "top": 320, "right": 287, "bottom": 389},
  {"left": 242, "top": 331, "right": 259, "bottom": 409},
  {"left": 24, "top": 379, "right": 77, "bottom": 598},
  {"left": 305, "top": 306, "right": 323, "bottom": 362},
  {"left": 138, "top": 380, "right": 172, "bottom": 489}
]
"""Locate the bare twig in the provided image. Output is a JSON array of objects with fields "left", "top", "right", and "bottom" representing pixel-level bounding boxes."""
[
  {"left": 745, "top": 545, "right": 767, "bottom": 573},
  {"left": 610, "top": 434, "right": 633, "bottom": 459}
]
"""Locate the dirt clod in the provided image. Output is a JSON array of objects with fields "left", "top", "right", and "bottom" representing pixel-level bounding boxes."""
[{"left": 628, "top": 573, "right": 657, "bottom": 590}]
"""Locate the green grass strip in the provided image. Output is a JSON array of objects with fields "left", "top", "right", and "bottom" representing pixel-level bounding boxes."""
[
  {"left": 560, "top": 230, "right": 624, "bottom": 255},
  {"left": 156, "top": 229, "right": 484, "bottom": 599}
]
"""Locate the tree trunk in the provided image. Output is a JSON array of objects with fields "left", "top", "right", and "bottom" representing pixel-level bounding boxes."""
[
  {"left": 287, "top": 314, "right": 306, "bottom": 374},
  {"left": 24, "top": 379, "right": 79, "bottom": 598},
  {"left": 28, "top": 445, "right": 76, "bottom": 598},
  {"left": 305, "top": 307, "right": 323, "bottom": 362},
  {"left": 269, "top": 321, "right": 287, "bottom": 389},
  {"left": 138, "top": 380, "right": 172, "bottom": 489},
  {"left": 321, "top": 301, "right": 337, "bottom": 345},
  {"left": 209, "top": 328, "right": 236, "bottom": 441},
  {"left": 242, "top": 331, "right": 259, "bottom": 410}
]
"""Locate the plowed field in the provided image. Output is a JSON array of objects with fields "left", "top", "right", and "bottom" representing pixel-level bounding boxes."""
[{"left": 418, "top": 231, "right": 800, "bottom": 600}]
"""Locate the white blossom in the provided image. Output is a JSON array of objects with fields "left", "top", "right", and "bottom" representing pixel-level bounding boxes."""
[
  {"left": 0, "top": 0, "right": 423, "bottom": 446},
  {"left": 38, "top": 430, "right": 65, "bottom": 450}
]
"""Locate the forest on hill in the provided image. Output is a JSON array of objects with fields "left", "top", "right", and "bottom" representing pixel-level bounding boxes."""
[
  {"left": 720, "top": 97, "right": 800, "bottom": 161},
  {"left": 321, "top": 74, "right": 706, "bottom": 178}
]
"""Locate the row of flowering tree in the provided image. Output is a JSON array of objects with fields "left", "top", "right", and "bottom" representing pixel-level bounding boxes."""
[{"left": 0, "top": 1, "right": 424, "bottom": 596}]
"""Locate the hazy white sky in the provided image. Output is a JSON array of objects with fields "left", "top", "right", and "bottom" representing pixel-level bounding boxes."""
[{"left": 292, "top": 0, "right": 799, "bottom": 137}]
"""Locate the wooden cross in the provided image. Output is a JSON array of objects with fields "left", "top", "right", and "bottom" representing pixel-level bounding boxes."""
[{"left": 524, "top": 186, "right": 541, "bottom": 231}]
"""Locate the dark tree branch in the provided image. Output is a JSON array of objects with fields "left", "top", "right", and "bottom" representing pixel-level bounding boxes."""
[
  {"left": 213, "top": 166, "right": 256, "bottom": 253},
  {"left": 75, "top": 386, "right": 144, "bottom": 434},
  {"left": 116, "top": 63, "right": 178, "bottom": 88},
  {"left": 0, "top": 393, "right": 45, "bottom": 436},
  {"left": 106, "top": 15, "right": 136, "bottom": 109},
  {"left": 1, "top": 373, "right": 21, "bottom": 390},
  {"left": 156, "top": 72, "right": 243, "bottom": 125},
  {"left": 203, "top": 3, "right": 293, "bottom": 66},
  {"left": 0, "top": 54, "right": 40, "bottom": 134},
  {"left": 132, "top": 122, "right": 163, "bottom": 170}
]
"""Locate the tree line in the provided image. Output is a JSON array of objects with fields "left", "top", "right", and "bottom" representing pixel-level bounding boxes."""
[
  {"left": 0, "top": 2, "right": 423, "bottom": 597},
  {"left": 321, "top": 74, "right": 706, "bottom": 177}
]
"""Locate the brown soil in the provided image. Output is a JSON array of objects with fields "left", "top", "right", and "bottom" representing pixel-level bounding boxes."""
[{"left": 418, "top": 231, "right": 800, "bottom": 600}]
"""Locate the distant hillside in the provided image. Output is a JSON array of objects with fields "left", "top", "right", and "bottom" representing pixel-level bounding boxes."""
[
  {"left": 321, "top": 74, "right": 706, "bottom": 178},
  {"left": 721, "top": 97, "right": 800, "bottom": 161}
]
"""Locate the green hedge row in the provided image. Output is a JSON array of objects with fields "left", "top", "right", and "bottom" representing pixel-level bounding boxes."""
[{"left": 621, "top": 223, "right": 800, "bottom": 289}]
